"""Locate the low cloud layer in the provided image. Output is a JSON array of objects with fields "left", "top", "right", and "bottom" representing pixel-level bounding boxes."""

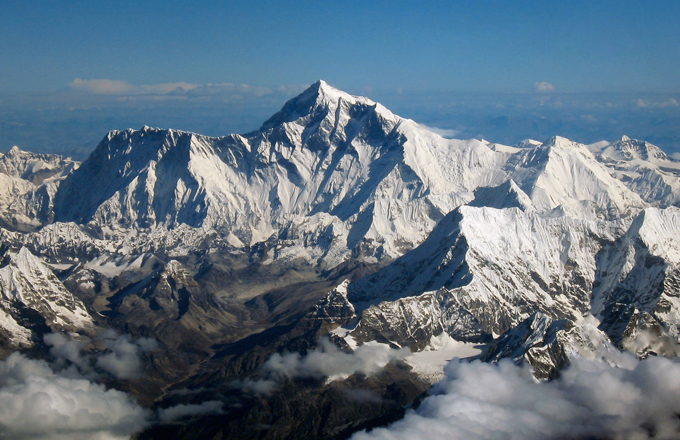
[
  {"left": 96, "top": 330, "right": 157, "bottom": 380},
  {"left": 0, "top": 352, "right": 150, "bottom": 440},
  {"left": 25, "top": 331, "right": 224, "bottom": 436},
  {"left": 237, "top": 338, "right": 410, "bottom": 394},
  {"left": 46, "top": 330, "right": 157, "bottom": 380},
  {"left": 352, "top": 351, "right": 680, "bottom": 440},
  {"left": 69, "top": 78, "right": 305, "bottom": 100},
  {"left": 635, "top": 97, "right": 680, "bottom": 108},
  {"left": 158, "top": 401, "right": 224, "bottom": 422}
]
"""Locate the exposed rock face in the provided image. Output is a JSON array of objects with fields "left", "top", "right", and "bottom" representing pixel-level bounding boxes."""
[{"left": 481, "top": 313, "right": 611, "bottom": 379}]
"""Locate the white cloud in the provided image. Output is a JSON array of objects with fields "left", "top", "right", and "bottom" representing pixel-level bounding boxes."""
[
  {"left": 264, "top": 338, "right": 409, "bottom": 381},
  {"left": 71, "top": 78, "right": 197, "bottom": 95},
  {"left": 44, "top": 332, "right": 89, "bottom": 370},
  {"left": 236, "top": 338, "right": 410, "bottom": 394},
  {"left": 0, "top": 352, "right": 150, "bottom": 440},
  {"left": 68, "top": 79, "right": 307, "bottom": 100},
  {"left": 635, "top": 97, "right": 680, "bottom": 108},
  {"left": 158, "top": 401, "right": 224, "bottom": 422},
  {"left": 534, "top": 81, "right": 555, "bottom": 93},
  {"left": 96, "top": 330, "right": 157, "bottom": 380},
  {"left": 71, "top": 79, "right": 135, "bottom": 95},
  {"left": 351, "top": 351, "right": 680, "bottom": 440},
  {"left": 44, "top": 331, "right": 157, "bottom": 380}
]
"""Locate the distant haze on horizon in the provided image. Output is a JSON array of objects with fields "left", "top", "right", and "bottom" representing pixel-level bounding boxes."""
[{"left": 1, "top": 1, "right": 679, "bottom": 158}]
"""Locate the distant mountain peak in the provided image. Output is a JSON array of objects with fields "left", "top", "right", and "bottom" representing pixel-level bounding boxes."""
[
  {"left": 541, "top": 135, "right": 576, "bottom": 149},
  {"left": 7, "top": 146, "right": 23, "bottom": 155},
  {"left": 607, "top": 135, "right": 670, "bottom": 162}
]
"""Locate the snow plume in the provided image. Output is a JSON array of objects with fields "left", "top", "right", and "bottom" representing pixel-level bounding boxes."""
[
  {"left": 236, "top": 338, "right": 410, "bottom": 394},
  {"left": 0, "top": 352, "right": 150, "bottom": 440},
  {"left": 417, "top": 124, "right": 460, "bottom": 139},
  {"left": 352, "top": 353, "right": 680, "bottom": 440}
]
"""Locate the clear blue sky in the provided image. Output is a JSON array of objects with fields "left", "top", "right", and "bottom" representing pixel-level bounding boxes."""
[
  {"left": 2, "top": 0, "right": 679, "bottom": 94},
  {"left": 2, "top": 0, "right": 680, "bottom": 158}
]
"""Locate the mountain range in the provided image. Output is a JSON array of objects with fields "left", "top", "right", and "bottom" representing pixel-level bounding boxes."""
[{"left": 1, "top": 80, "right": 680, "bottom": 439}]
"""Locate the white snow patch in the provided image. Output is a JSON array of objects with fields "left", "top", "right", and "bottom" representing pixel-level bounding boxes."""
[{"left": 405, "top": 333, "right": 484, "bottom": 383}]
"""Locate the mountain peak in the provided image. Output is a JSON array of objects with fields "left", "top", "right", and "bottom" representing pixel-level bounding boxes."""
[
  {"left": 542, "top": 136, "right": 576, "bottom": 149},
  {"left": 309, "top": 79, "right": 343, "bottom": 95},
  {"left": 257, "top": 80, "right": 377, "bottom": 131},
  {"left": 609, "top": 136, "right": 669, "bottom": 162},
  {"left": 303, "top": 80, "right": 368, "bottom": 108},
  {"left": 7, "top": 146, "right": 24, "bottom": 156}
]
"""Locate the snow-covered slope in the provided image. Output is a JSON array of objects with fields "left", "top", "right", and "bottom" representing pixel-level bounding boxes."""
[
  {"left": 345, "top": 205, "right": 615, "bottom": 349},
  {"left": 505, "top": 136, "right": 646, "bottom": 220},
  {"left": 0, "top": 246, "right": 92, "bottom": 347},
  {"left": 47, "top": 82, "right": 654, "bottom": 271},
  {"left": 593, "top": 207, "right": 680, "bottom": 347},
  {"left": 0, "top": 147, "right": 78, "bottom": 231},
  {"left": 589, "top": 136, "right": 680, "bottom": 207}
]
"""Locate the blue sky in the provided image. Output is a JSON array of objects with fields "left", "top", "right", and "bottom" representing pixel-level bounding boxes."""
[
  {"left": 2, "top": 0, "right": 679, "bottom": 94},
  {"left": 1, "top": 1, "right": 679, "bottom": 157}
]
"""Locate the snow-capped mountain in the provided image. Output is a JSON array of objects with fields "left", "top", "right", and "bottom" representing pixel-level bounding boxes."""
[
  {"left": 2, "top": 81, "right": 680, "bottom": 440},
  {"left": 505, "top": 136, "right": 646, "bottom": 219},
  {"left": 589, "top": 135, "right": 680, "bottom": 207},
  {"left": 0, "top": 147, "right": 77, "bottom": 232},
  {"left": 2, "top": 81, "right": 679, "bottom": 356},
  {"left": 0, "top": 146, "right": 77, "bottom": 185},
  {"left": 343, "top": 205, "right": 614, "bottom": 348},
  {"left": 51, "top": 81, "right": 502, "bottom": 264},
  {"left": 334, "top": 204, "right": 680, "bottom": 365},
  {"left": 0, "top": 246, "right": 92, "bottom": 349},
  {"left": 34, "top": 81, "right": 653, "bottom": 271}
]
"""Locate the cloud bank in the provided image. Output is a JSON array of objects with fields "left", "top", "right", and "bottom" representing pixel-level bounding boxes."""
[
  {"left": 635, "top": 97, "right": 680, "bottom": 108},
  {"left": 237, "top": 338, "right": 410, "bottom": 394},
  {"left": 69, "top": 78, "right": 305, "bottom": 100},
  {"left": 45, "top": 330, "right": 157, "bottom": 380},
  {"left": 352, "top": 352, "right": 680, "bottom": 440},
  {"left": 0, "top": 352, "right": 150, "bottom": 440},
  {"left": 95, "top": 330, "right": 157, "bottom": 380},
  {"left": 158, "top": 401, "right": 224, "bottom": 422}
]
